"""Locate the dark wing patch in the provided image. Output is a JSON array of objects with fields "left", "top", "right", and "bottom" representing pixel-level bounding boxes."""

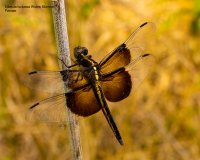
[
  {"left": 66, "top": 86, "right": 101, "bottom": 117},
  {"left": 100, "top": 44, "right": 131, "bottom": 73},
  {"left": 102, "top": 69, "right": 132, "bottom": 102}
]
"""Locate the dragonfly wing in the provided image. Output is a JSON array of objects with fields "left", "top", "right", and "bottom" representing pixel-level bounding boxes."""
[
  {"left": 99, "top": 22, "right": 155, "bottom": 73},
  {"left": 125, "top": 53, "right": 155, "bottom": 91},
  {"left": 99, "top": 43, "right": 131, "bottom": 74},
  {"left": 27, "top": 84, "right": 101, "bottom": 123},
  {"left": 26, "top": 69, "right": 88, "bottom": 94},
  {"left": 27, "top": 94, "right": 68, "bottom": 123}
]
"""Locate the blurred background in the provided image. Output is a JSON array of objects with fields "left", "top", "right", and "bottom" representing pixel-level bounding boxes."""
[{"left": 0, "top": 0, "right": 200, "bottom": 159}]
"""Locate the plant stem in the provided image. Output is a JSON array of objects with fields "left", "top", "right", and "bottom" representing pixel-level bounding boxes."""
[{"left": 51, "top": 0, "right": 83, "bottom": 159}]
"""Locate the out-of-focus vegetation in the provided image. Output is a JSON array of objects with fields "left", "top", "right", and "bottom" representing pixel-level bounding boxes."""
[{"left": 0, "top": 0, "right": 200, "bottom": 159}]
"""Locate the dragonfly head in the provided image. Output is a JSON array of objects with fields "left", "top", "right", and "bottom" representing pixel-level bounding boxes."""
[{"left": 74, "top": 46, "right": 88, "bottom": 60}]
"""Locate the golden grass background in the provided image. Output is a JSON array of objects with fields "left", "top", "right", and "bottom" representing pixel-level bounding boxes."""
[{"left": 0, "top": 0, "right": 200, "bottom": 159}]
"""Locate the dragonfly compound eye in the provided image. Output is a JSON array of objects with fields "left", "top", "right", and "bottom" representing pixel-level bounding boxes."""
[{"left": 82, "top": 48, "right": 88, "bottom": 55}]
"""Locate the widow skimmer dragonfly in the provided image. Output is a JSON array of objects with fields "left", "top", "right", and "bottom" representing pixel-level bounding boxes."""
[{"left": 27, "top": 22, "right": 155, "bottom": 145}]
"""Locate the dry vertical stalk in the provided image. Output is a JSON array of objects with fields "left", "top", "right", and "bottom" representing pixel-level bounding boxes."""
[{"left": 51, "top": 0, "right": 83, "bottom": 159}]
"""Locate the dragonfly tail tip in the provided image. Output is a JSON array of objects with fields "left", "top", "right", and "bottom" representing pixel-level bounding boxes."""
[{"left": 119, "top": 139, "right": 124, "bottom": 145}]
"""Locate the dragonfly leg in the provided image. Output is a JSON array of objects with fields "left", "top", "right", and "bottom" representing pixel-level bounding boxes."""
[{"left": 58, "top": 58, "right": 79, "bottom": 68}]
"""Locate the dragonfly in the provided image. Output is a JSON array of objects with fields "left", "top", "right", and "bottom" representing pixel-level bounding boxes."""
[{"left": 27, "top": 22, "right": 155, "bottom": 145}]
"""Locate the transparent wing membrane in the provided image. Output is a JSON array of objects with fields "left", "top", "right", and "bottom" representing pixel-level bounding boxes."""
[
  {"left": 127, "top": 54, "right": 155, "bottom": 91},
  {"left": 26, "top": 71, "right": 65, "bottom": 94},
  {"left": 27, "top": 94, "right": 68, "bottom": 123},
  {"left": 26, "top": 69, "right": 88, "bottom": 94},
  {"left": 125, "top": 22, "right": 156, "bottom": 53}
]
